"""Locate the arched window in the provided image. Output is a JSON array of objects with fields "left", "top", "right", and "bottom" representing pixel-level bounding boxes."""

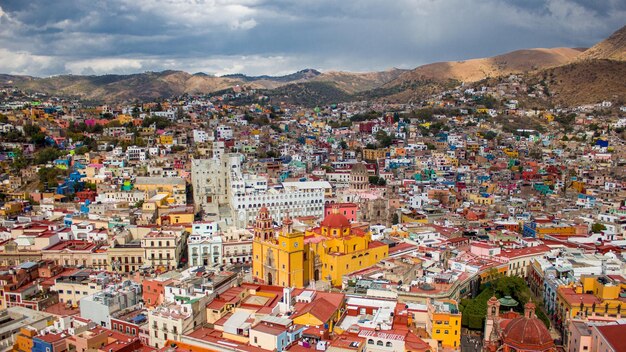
[
  {"left": 368, "top": 339, "right": 374, "bottom": 345},
  {"left": 376, "top": 340, "right": 383, "bottom": 346},
  {"left": 386, "top": 342, "right": 392, "bottom": 347}
]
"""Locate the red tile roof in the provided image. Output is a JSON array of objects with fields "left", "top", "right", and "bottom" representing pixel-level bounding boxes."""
[{"left": 595, "top": 324, "right": 626, "bottom": 351}]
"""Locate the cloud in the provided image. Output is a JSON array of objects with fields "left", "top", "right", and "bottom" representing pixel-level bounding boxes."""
[{"left": 0, "top": 0, "right": 623, "bottom": 76}]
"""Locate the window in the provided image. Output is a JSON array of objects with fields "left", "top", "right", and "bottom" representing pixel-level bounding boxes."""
[
  {"left": 444, "top": 330, "right": 449, "bottom": 334},
  {"left": 254, "top": 337, "right": 258, "bottom": 344},
  {"left": 368, "top": 339, "right": 374, "bottom": 345},
  {"left": 386, "top": 342, "right": 392, "bottom": 347},
  {"left": 376, "top": 341, "right": 383, "bottom": 346},
  {"left": 436, "top": 330, "right": 440, "bottom": 334}
]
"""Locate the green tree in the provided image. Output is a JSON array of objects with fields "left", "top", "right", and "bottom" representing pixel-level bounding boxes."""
[
  {"left": 10, "top": 148, "right": 28, "bottom": 172},
  {"left": 375, "top": 130, "right": 393, "bottom": 148},
  {"left": 38, "top": 167, "right": 68, "bottom": 192},
  {"left": 34, "top": 147, "right": 64, "bottom": 165},
  {"left": 591, "top": 223, "right": 606, "bottom": 233}
]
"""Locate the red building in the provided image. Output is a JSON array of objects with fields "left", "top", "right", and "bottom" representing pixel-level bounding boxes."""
[
  {"left": 142, "top": 277, "right": 173, "bottom": 307},
  {"left": 111, "top": 307, "right": 150, "bottom": 345},
  {"left": 324, "top": 203, "right": 358, "bottom": 222},
  {"left": 76, "top": 190, "right": 97, "bottom": 203}
]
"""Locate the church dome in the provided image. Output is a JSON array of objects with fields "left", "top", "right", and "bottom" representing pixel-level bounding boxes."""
[
  {"left": 502, "top": 302, "right": 553, "bottom": 351},
  {"left": 321, "top": 212, "right": 350, "bottom": 228}
]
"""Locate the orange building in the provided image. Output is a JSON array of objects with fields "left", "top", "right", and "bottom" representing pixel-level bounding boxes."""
[{"left": 142, "top": 277, "right": 174, "bottom": 307}]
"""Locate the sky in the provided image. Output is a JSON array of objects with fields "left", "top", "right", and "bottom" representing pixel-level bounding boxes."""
[{"left": 0, "top": 0, "right": 624, "bottom": 77}]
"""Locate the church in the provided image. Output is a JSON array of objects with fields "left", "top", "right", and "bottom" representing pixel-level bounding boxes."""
[
  {"left": 252, "top": 206, "right": 388, "bottom": 288},
  {"left": 484, "top": 296, "right": 556, "bottom": 352}
]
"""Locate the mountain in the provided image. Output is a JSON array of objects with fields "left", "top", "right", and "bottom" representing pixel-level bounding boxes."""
[
  {"left": 223, "top": 69, "right": 321, "bottom": 83},
  {"left": 532, "top": 59, "right": 626, "bottom": 106},
  {"left": 312, "top": 69, "right": 407, "bottom": 94},
  {"left": 1, "top": 67, "right": 405, "bottom": 102},
  {"left": 10, "top": 71, "right": 246, "bottom": 101},
  {"left": 577, "top": 25, "right": 626, "bottom": 61},
  {"left": 386, "top": 47, "right": 584, "bottom": 87}
]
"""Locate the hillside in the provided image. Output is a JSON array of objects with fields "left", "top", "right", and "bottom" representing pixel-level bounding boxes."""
[
  {"left": 311, "top": 69, "right": 407, "bottom": 94},
  {"left": 266, "top": 81, "right": 353, "bottom": 107},
  {"left": 11, "top": 71, "right": 254, "bottom": 101},
  {"left": 2, "top": 68, "right": 403, "bottom": 102},
  {"left": 387, "top": 48, "right": 583, "bottom": 86},
  {"left": 577, "top": 25, "right": 626, "bottom": 61},
  {"left": 534, "top": 59, "right": 626, "bottom": 106}
]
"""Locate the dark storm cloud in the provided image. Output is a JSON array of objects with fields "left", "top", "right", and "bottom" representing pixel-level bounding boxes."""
[{"left": 0, "top": 0, "right": 623, "bottom": 76}]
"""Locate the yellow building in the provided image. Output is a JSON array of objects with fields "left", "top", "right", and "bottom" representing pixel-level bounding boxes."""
[
  {"left": 503, "top": 148, "right": 519, "bottom": 158},
  {"left": 304, "top": 207, "right": 388, "bottom": 287},
  {"left": 134, "top": 177, "right": 187, "bottom": 205},
  {"left": 252, "top": 208, "right": 308, "bottom": 287},
  {"left": 159, "top": 134, "right": 174, "bottom": 145},
  {"left": 427, "top": 300, "right": 461, "bottom": 349},
  {"left": 556, "top": 276, "right": 626, "bottom": 324},
  {"left": 362, "top": 148, "right": 387, "bottom": 161},
  {"left": 13, "top": 327, "right": 36, "bottom": 352},
  {"left": 535, "top": 224, "right": 576, "bottom": 238},
  {"left": 252, "top": 207, "right": 389, "bottom": 288}
]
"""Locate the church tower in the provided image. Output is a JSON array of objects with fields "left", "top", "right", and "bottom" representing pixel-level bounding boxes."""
[
  {"left": 254, "top": 206, "right": 274, "bottom": 242},
  {"left": 484, "top": 296, "right": 501, "bottom": 351},
  {"left": 350, "top": 162, "right": 369, "bottom": 191}
]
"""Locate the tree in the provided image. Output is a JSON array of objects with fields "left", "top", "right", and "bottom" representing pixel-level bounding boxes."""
[
  {"left": 34, "top": 147, "right": 64, "bottom": 165},
  {"left": 483, "top": 130, "right": 498, "bottom": 140},
  {"left": 375, "top": 130, "right": 393, "bottom": 148},
  {"left": 591, "top": 223, "right": 606, "bottom": 233},
  {"left": 38, "top": 167, "right": 68, "bottom": 192},
  {"left": 74, "top": 146, "right": 90, "bottom": 155},
  {"left": 339, "top": 141, "right": 348, "bottom": 149},
  {"left": 10, "top": 148, "right": 28, "bottom": 172}
]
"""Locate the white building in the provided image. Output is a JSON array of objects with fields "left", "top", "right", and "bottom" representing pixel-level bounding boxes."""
[
  {"left": 216, "top": 125, "right": 233, "bottom": 139},
  {"left": 190, "top": 154, "right": 242, "bottom": 216},
  {"left": 192, "top": 129, "right": 211, "bottom": 143},
  {"left": 148, "top": 297, "right": 208, "bottom": 349},
  {"left": 126, "top": 146, "right": 147, "bottom": 162},
  {"left": 231, "top": 181, "right": 328, "bottom": 226}
]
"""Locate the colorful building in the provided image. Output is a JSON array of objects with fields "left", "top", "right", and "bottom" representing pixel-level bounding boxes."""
[
  {"left": 252, "top": 206, "right": 389, "bottom": 288},
  {"left": 427, "top": 300, "right": 461, "bottom": 349}
]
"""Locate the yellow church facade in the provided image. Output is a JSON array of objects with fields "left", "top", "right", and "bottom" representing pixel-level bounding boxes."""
[
  {"left": 252, "top": 206, "right": 388, "bottom": 288},
  {"left": 252, "top": 207, "right": 310, "bottom": 287}
]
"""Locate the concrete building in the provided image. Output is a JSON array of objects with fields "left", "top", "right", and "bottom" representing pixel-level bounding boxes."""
[
  {"left": 233, "top": 181, "right": 328, "bottom": 226},
  {"left": 79, "top": 280, "right": 142, "bottom": 328},
  {"left": 190, "top": 154, "right": 241, "bottom": 216},
  {"left": 0, "top": 307, "right": 56, "bottom": 351},
  {"left": 142, "top": 227, "right": 187, "bottom": 271},
  {"left": 148, "top": 296, "right": 209, "bottom": 349}
]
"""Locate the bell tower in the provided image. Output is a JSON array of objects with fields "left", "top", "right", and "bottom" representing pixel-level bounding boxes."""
[
  {"left": 254, "top": 206, "right": 274, "bottom": 241},
  {"left": 484, "top": 296, "right": 501, "bottom": 350}
]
